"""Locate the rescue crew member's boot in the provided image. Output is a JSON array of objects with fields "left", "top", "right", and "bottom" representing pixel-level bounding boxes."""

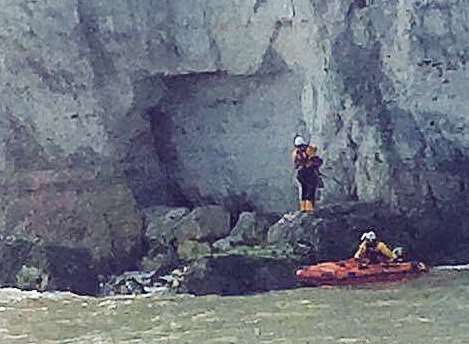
[
  {"left": 299, "top": 200, "right": 306, "bottom": 212},
  {"left": 304, "top": 200, "right": 314, "bottom": 213}
]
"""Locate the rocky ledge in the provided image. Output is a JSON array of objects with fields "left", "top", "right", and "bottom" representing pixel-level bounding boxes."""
[
  {"left": 1, "top": 200, "right": 467, "bottom": 296},
  {"left": 97, "top": 200, "right": 465, "bottom": 297}
]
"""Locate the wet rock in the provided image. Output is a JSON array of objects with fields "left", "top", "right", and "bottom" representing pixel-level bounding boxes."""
[
  {"left": 102, "top": 271, "right": 154, "bottom": 296},
  {"left": 0, "top": 235, "right": 97, "bottom": 295},
  {"left": 42, "top": 244, "right": 98, "bottom": 295},
  {"left": 15, "top": 265, "right": 48, "bottom": 291},
  {"left": 180, "top": 255, "right": 300, "bottom": 296},
  {"left": 177, "top": 240, "right": 211, "bottom": 262},
  {"left": 100, "top": 267, "right": 188, "bottom": 296},
  {"left": 156, "top": 267, "right": 189, "bottom": 290},
  {"left": 0, "top": 236, "right": 35, "bottom": 286},
  {"left": 174, "top": 206, "right": 231, "bottom": 243}
]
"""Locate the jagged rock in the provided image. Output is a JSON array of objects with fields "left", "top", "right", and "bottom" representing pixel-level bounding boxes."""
[
  {"left": 212, "top": 212, "right": 269, "bottom": 252},
  {"left": 212, "top": 238, "right": 234, "bottom": 251},
  {"left": 230, "top": 212, "right": 270, "bottom": 245},
  {"left": 155, "top": 267, "right": 189, "bottom": 290},
  {"left": 144, "top": 206, "right": 190, "bottom": 247},
  {"left": 139, "top": 254, "right": 176, "bottom": 275},
  {"left": 180, "top": 255, "right": 300, "bottom": 296},
  {"left": 102, "top": 271, "right": 155, "bottom": 296},
  {"left": 174, "top": 206, "right": 231, "bottom": 243},
  {"left": 139, "top": 206, "right": 189, "bottom": 276},
  {"left": 15, "top": 265, "right": 48, "bottom": 291},
  {"left": 177, "top": 240, "right": 211, "bottom": 262},
  {"left": 99, "top": 266, "right": 190, "bottom": 296}
]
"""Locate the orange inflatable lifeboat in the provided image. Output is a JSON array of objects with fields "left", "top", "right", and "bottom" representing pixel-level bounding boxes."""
[{"left": 296, "top": 259, "right": 428, "bottom": 286}]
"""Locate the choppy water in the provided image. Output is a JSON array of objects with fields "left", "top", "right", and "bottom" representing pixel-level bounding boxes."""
[{"left": 1, "top": 270, "right": 469, "bottom": 344}]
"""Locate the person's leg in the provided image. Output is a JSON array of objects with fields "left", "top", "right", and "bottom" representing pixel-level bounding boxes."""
[
  {"left": 297, "top": 177, "right": 306, "bottom": 211},
  {"left": 303, "top": 183, "right": 313, "bottom": 213},
  {"left": 310, "top": 183, "right": 317, "bottom": 209},
  {"left": 304, "top": 182, "right": 317, "bottom": 213}
]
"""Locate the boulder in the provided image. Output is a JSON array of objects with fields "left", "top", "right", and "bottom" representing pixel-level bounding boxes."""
[
  {"left": 143, "top": 206, "right": 190, "bottom": 247},
  {"left": 212, "top": 212, "right": 270, "bottom": 251},
  {"left": 0, "top": 235, "right": 97, "bottom": 295},
  {"left": 180, "top": 254, "right": 300, "bottom": 296},
  {"left": 212, "top": 237, "right": 233, "bottom": 251},
  {"left": 0, "top": 170, "right": 145, "bottom": 280},
  {"left": 99, "top": 267, "right": 190, "bottom": 296},
  {"left": 140, "top": 206, "right": 189, "bottom": 276},
  {"left": 177, "top": 240, "right": 211, "bottom": 262},
  {"left": 15, "top": 265, "right": 48, "bottom": 291},
  {"left": 100, "top": 270, "right": 155, "bottom": 296},
  {"left": 139, "top": 253, "right": 177, "bottom": 276},
  {"left": 174, "top": 206, "right": 231, "bottom": 243},
  {"left": 0, "top": 236, "right": 35, "bottom": 286},
  {"left": 230, "top": 212, "right": 270, "bottom": 245}
]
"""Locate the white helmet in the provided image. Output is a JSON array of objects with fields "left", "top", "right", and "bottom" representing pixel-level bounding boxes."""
[
  {"left": 361, "top": 231, "right": 376, "bottom": 242},
  {"left": 392, "top": 247, "right": 404, "bottom": 258},
  {"left": 294, "top": 136, "right": 307, "bottom": 147}
]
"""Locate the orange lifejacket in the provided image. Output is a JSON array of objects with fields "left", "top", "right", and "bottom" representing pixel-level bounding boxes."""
[{"left": 354, "top": 241, "right": 397, "bottom": 263}]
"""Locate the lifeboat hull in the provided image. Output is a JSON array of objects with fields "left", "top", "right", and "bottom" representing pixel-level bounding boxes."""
[{"left": 296, "top": 259, "right": 428, "bottom": 286}]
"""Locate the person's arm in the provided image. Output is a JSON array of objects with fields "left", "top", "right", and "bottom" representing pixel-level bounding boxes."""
[
  {"left": 292, "top": 149, "right": 298, "bottom": 168},
  {"left": 292, "top": 149, "right": 303, "bottom": 169},
  {"left": 354, "top": 242, "right": 367, "bottom": 259},
  {"left": 313, "top": 156, "right": 323, "bottom": 168},
  {"left": 376, "top": 242, "right": 397, "bottom": 261}
]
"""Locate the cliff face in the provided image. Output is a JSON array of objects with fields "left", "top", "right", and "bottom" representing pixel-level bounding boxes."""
[{"left": 1, "top": 0, "right": 469, "bottom": 284}]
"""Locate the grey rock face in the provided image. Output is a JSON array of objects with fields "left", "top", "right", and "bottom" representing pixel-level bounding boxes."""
[
  {"left": 153, "top": 72, "right": 305, "bottom": 214},
  {"left": 146, "top": 0, "right": 469, "bottom": 223},
  {"left": 0, "top": 169, "right": 144, "bottom": 277}
]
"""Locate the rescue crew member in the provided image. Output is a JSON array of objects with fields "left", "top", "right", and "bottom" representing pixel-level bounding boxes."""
[
  {"left": 354, "top": 230, "right": 397, "bottom": 263},
  {"left": 292, "top": 135, "right": 323, "bottom": 213}
]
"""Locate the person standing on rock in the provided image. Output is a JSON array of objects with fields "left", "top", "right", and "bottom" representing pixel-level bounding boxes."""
[{"left": 292, "top": 135, "right": 323, "bottom": 213}]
